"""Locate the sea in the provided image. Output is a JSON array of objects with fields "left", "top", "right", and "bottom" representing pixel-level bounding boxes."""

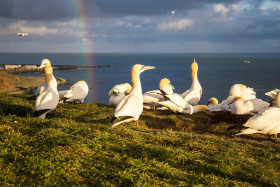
[{"left": 0, "top": 53, "right": 280, "bottom": 105}]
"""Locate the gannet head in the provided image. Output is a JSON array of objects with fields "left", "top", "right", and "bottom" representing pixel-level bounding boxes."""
[
  {"left": 265, "top": 89, "right": 280, "bottom": 99},
  {"left": 159, "top": 78, "right": 174, "bottom": 95},
  {"left": 44, "top": 65, "right": 53, "bottom": 75},
  {"left": 229, "top": 84, "right": 246, "bottom": 97},
  {"left": 124, "top": 83, "right": 132, "bottom": 93},
  {"left": 232, "top": 97, "right": 245, "bottom": 103},
  {"left": 191, "top": 58, "right": 198, "bottom": 78},
  {"left": 132, "top": 64, "right": 155, "bottom": 74},
  {"left": 207, "top": 97, "right": 218, "bottom": 106},
  {"left": 38, "top": 59, "right": 51, "bottom": 70},
  {"left": 76, "top": 81, "right": 87, "bottom": 85}
]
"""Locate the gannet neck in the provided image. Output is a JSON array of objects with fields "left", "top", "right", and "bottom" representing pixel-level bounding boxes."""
[
  {"left": 44, "top": 65, "right": 53, "bottom": 87},
  {"left": 131, "top": 66, "right": 142, "bottom": 92},
  {"left": 276, "top": 92, "right": 280, "bottom": 108},
  {"left": 191, "top": 60, "right": 198, "bottom": 81}
]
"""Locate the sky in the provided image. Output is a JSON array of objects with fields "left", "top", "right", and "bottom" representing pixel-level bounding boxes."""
[{"left": 0, "top": 0, "right": 279, "bottom": 53}]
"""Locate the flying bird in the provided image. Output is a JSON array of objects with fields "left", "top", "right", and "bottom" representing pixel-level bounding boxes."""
[
  {"left": 16, "top": 33, "right": 30, "bottom": 36},
  {"left": 111, "top": 64, "right": 155, "bottom": 127}
]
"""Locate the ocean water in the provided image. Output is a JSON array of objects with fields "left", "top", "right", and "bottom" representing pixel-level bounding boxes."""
[{"left": 1, "top": 53, "right": 280, "bottom": 105}]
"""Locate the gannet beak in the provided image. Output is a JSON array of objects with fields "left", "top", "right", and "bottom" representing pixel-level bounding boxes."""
[
  {"left": 141, "top": 66, "right": 155, "bottom": 72},
  {"left": 170, "top": 84, "right": 175, "bottom": 90}
]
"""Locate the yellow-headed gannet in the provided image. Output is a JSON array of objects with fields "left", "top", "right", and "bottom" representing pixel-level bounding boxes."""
[
  {"left": 265, "top": 88, "right": 280, "bottom": 107},
  {"left": 111, "top": 64, "right": 155, "bottom": 127},
  {"left": 35, "top": 59, "right": 57, "bottom": 98},
  {"left": 235, "top": 92, "right": 280, "bottom": 140},
  {"left": 230, "top": 97, "right": 270, "bottom": 115},
  {"left": 60, "top": 81, "right": 89, "bottom": 103},
  {"left": 156, "top": 78, "right": 208, "bottom": 114},
  {"left": 181, "top": 58, "right": 202, "bottom": 106},
  {"left": 207, "top": 97, "right": 222, "bottom": 112},
  {"left": 143, "top": 78, "right": 174, "bottom": 110},
  {"left": 108, "top": 83, "right": 132, "bottom": 107},
  {"left": 35, "top": 62, "right": 59, "bottom": 119},
  {"left": 220, "top": 84, "right": 256, "bottom": 111}
]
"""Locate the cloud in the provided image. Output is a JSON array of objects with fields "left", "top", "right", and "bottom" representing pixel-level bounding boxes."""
[
  {"left": 0, "top": 20, "right": 58, "bottom": 36},
  {"left": 214, "top": 4, "right": 230, "bottom": 14},
  {"left": 157, "top": 18, "right": 193, "bottom": 31}
]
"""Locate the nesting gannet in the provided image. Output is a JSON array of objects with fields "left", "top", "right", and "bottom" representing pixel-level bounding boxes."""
[
  {"left": 220, "top": 84, "right": 256, "bottom": 111},
  {"left": 35, "top": 62, "right": 59, "bottom": 119},
  {"left": 181, "top": 59, "right": 202, "bottom": 106},
  {"left": 230, "top": 97, "right": 270, "bottom": 115},
  {"left": 60, "top": 81, "right": 89, "bottom": 103},
  {"left": 35, "top": 59, "right": 57, "bottom": 98},
  {"left": 235, "top": 92, "right": 280, "bottom": 140},
  {"left": 143, "top": 78, "right": 174, "bottom": 110},
  {"left": 207, "top": 97, "right": 222, "bottom": 112},
  {"left": 108, "top": 83, "right": 132, "bottom": 107},
  {"left": 111, "top": 64, "right": 155, "bottom": 127},
  {"left": 265, "top": 88, "right": 280, "bottom": 107}
]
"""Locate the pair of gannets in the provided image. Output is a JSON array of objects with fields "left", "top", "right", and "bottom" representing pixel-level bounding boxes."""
[
  {"left": 235, "top": 92, "right": 280, "bottom": 140},
  {"left": 59, "top": 81, "right": 89, "bottom": 103},
  {"left": 108, "top": 83, "right": 132, "bottom": 107},
  {"left": 142, "top": 58, "right": 202, "bottom": 110},
  {"left": 156, "top": 78, "right": 208, "bottom": 114},
  {"left": 35, "top": 59, "right": 59, "bottom": 119},
  {"left": 34, "top": 59, "right": 57, "bottom": 98},
  {"left": 111, "top": 64, "right": 155, "bottom": 127}
]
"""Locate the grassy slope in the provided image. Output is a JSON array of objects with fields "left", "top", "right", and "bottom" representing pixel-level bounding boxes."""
[{"left": 0, "top": 94, "right": 279, "bottom": 186}]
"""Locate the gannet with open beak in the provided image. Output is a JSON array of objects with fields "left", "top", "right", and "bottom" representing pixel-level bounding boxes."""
[
  {"left": 143, "top": 78, "right": 174, "bottom": 110},
  {"left": 108, "top": 83, "right": 132, "bottom": 107},
  {"left": 60, "top": 81, "right": 89, "bottom": 103},
  {"left": 111, "top": 64, "right": 155, "bottom": 127},
  {"left": 35, "top": 59, "right": 57, "bottom": 97},
  {"left": 35, "top": 62, "right": 59, "bottom": 119},
  {"left": 207, "top": 97, "right": 222, "bottom": 112},
  {"left": 230, "top": 97, "right": 270, "bottom": 115},
  {"left": 235, "top": 92, "right": 280, "bottom": 140},
  {"left": 181, "top": 58, "right": 202, "bottom": 106}
]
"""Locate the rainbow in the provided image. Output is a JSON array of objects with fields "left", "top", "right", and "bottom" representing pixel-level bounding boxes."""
[{"left": 73, "top": 0, "right": 98, "bottom": 102}]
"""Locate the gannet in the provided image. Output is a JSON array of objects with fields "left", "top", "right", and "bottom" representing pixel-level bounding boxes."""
[
  {"left": 143, "top": 78, "right": 174, "bottom": 110},
  {"left": 220, "top": 84, "right": 256, "bottom": 111},
  {"left": 108, "top": 83, "right": 132, "bottom": 107},
  {"left": 16, "top": 32, "right": 30, "bottom": 36},
  {"left": 35, "top": 59, "right": 57, "bottom": 98},
  {"left": 207, "top": 97, "right": 222, "bottom": 112},
  {"left": 111, "top": 64, "right": 155, "bottom": 127},
  {"left": 181, "top": 59, "right": 202, "bottom": 106},
  {"left": 156, "top": 78, "right": 208, "bottom": 114},
  {"left": 35, "top": 62, "right": 59, "bottom": 119},
  {"left": 235, "top": 92, "right": 280, "bottom": 140},
  {"left": 60, "top": 81, "right": 89, "bottom": 103},
  {"left": 265, "top": 88, "right": 280, "bottom": 107},
  {"left": 230, "top": 97, "right": 270, "bottom": 115}
]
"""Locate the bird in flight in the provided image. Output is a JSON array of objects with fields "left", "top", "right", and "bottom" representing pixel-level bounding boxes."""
[{"left": 16, "top": 33, "right": 30, "bottom": 36}]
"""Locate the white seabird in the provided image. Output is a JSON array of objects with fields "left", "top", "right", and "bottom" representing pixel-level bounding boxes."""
[
  {"left": 108, "top": 83, "right": 132, "bottom": 107},
  {"left": 220, "top": 84, "right": 256, "bottom": 112},
  {"left": 60, "top": 81, "right": 89, "bottom": 103},
  {"left": 143, "top": 78, "right": 174, "bottom": 110},
  {"left": 181, "top": 58, "right": 202, "bottom": 106},
  {"left": 207, "top": 97, "right": 222, "bottom": 112},
  {"left": 156, "top": 78, "right": 208, "bottom": 114},
  {"left": 235, "top": 92, "right": 280, "bottom": 140},
  {"left": 16, "top": 32, "right": 30, "bottom": 36},
  {"left": 111, "top": 64, "right": 155, "bottom": 127},
  {"left": 230, "top": 97, "right": 270, "bottom": 115},
  {"left": 265, "top": 88, "right": 280, "bottom": 107},
  {"left": 35, "top": 62, "right": 59, "bottom": 119},
  {"left": 34, "top": 59, "right": 57, "bottom": 98}
]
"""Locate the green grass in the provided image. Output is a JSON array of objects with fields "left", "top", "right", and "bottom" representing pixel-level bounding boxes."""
[{"left": 0, "top": 93, "right": 279, "bottom": 186}]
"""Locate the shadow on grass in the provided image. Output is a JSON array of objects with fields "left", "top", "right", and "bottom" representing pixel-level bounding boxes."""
[{"left": 0, "top": 102, "right": 33, "bottom": 117}]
